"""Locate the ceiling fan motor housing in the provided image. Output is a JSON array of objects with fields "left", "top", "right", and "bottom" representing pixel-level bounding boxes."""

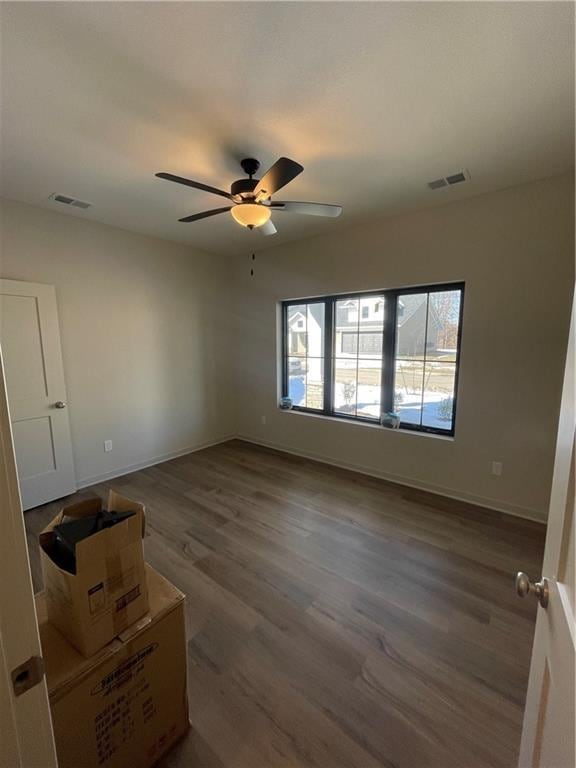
[
  {"left": 231, "top": 158, "right": 262, "bottom": 199},
  {"left": 230, "top": 177, "right": 258, "bottom": 199}
]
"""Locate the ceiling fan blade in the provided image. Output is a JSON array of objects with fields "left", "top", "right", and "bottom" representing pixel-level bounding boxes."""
[
  {"left": 253, "top": 157, "right": 303, "bottom": 200},
  {"left": 156, "top": 172, "right": 234, "bottom": 201},
  {"left": 178, "top": 207, "right": 231, "bottom": 223},
  {"left": 270, "top": 201, "right": 342, "bottom": 217},
  {"left": 258, "top": 219, "right": 277, "bottom": 236}
]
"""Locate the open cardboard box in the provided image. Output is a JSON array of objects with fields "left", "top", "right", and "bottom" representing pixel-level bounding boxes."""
[
  {"left": 36, "top": 564, "right": 189, "bottom": 768},
  {"left": 40, "top": 490, "right": 149, "bottom": 657}
]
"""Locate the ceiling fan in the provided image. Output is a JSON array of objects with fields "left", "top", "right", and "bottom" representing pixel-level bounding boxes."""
[{"left": 156, "top": 157, "right": 342, "bottom": 236}]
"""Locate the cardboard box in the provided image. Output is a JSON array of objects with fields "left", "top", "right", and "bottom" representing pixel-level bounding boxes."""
[
  {"left": 36, "top": 565, "right": 189, "bottom": 768},
  {"left": 40, "top": 490, "right": 149, "bottom": 657}
]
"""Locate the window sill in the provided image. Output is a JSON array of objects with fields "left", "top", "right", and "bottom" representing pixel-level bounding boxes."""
[{"left": 278, "top": 407, "right": 455, "bottom": 441}]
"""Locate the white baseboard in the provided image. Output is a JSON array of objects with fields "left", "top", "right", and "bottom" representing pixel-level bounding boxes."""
[
  {"left": 76, "top": 432, "right": 547, "bottom": 525},
  {"left": 75, "top": 434, "right": 236, "bottom": 489},
  {"left": 236, "top": 434, "right": 547, "bottom": 524}
]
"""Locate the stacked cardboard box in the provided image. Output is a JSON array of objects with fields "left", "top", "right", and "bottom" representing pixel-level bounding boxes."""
[
  {"left": 36, "top": 493, "right": 189, "bottom": 768},
  {"left": 39, "top": 491, "right": 150, "bottom": 657}
]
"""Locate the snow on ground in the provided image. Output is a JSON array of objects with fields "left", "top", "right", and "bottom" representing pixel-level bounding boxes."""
[{"left": 289, "top": 376, "right": 453, "bottom": 430}]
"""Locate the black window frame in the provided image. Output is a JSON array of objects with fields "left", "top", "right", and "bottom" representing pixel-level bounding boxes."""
[{"left": 281, "top": 282, "right": 465, "bottom": 437}]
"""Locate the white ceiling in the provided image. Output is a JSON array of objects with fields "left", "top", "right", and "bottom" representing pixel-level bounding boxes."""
[{"left": 1, "top": 2, "right": 573, "bottom": 257}]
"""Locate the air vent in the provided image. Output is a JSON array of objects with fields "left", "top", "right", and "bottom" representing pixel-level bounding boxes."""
[
  {"left": 428, "top": 170, "right": 470, "bottom": 190},
  {"left": 49, "top": 193, "right": 92, "bottom": 209},
  {"left": 428, "top": 178, "right": 448, "bottom": 190},
  {"left": 446, "top": 172, "right": 466, "bottom": 185}
]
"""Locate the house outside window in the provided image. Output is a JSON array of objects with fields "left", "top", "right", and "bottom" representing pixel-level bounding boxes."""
[
  {"left": 282, "top": 283, "right": 464, "bottom": 435},
  {"left": 285, "top": 302, "right": 326, "bottom": 410}
]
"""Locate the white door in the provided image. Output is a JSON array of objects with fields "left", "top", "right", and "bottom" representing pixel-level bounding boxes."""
[
  {"left": 0, "top": 279, "right": 76, "bottom": 509},
  {"left": 518, "top": 294, "right": 575, "bottom": 768},
  {"left": 0, "top": 348, "right": 58, "bottom": 768}
]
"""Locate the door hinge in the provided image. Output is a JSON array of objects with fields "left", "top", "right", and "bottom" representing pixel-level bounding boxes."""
[{"left": 11, "top": 655, "right": 45, "bottom": 697}]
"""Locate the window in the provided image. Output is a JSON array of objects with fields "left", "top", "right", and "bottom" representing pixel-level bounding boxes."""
[
  {"left": 285, "top": 301, "right": 326, "bottom": 411},
  {"left": 281, "top": 283, "right": 464, "bottom": 435}
]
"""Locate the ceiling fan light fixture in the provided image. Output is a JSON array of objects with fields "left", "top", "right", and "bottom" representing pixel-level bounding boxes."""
[{"left": 230, "top": 203, "right": 271, "bottom": 229}]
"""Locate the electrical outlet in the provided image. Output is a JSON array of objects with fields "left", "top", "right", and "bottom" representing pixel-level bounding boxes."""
[
  {"left": 260, "top": 415, "right": 267, "bottom": 425},
  {"left": 491, "top": 461, "right": 503, "bottom": 476},
  {"left": 104, "top": 440, "right": 113, "bottom": 453}
]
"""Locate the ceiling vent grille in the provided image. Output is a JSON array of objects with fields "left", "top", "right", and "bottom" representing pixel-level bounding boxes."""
[
  {"left": 49, "top": 193, "right": 92, "bottom": 209},
  {"left": 428, "top": 178, "right": 448, "bottom": 190},
  {"left": 428, "top": 170, "right": 470, "bottom": 190}
]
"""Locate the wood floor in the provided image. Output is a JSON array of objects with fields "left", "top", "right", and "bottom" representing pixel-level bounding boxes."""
[{"left": 25, "top": 439, "right": 546, "bottom": 768}]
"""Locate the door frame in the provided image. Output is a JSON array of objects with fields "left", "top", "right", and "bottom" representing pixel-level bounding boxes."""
[{"left": 0, "top": 345, "right": 57, "bottom": 768}]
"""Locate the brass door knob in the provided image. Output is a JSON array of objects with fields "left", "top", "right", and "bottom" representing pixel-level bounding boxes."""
[{"left": 515, "top": 572, "right": 549, "bottom": 608}]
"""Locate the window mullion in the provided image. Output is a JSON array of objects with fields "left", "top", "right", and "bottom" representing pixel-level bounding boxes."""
[
  {"left": 354, "top": 299, "right": 360, "bottom": 418},
  {"left": 324, "top": 299, "right": 334, "bottom": 414},
  {"left": 419, "top": 293, "right": 430, "bottom": 427},
  {"left": 282, "top": 303, "right": 288, "bottom": 398},
  {"left": 382, "top": 291, "right": 396, "bottom": 414},
  {"left": 304, "top": 304, "right": 309, "bottom": 409}
]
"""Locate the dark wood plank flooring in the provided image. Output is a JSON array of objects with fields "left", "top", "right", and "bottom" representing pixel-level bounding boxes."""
[{"left": 25, "top": 439, "right": 546, "bottom": 768}]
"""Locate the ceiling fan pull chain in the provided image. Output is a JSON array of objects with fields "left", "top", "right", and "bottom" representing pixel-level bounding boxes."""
[{"left": 250, "top": 252, "right": 255, "bottom": 277}]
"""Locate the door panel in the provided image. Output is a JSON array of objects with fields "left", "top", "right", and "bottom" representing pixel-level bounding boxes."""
[
  {"left": 13, "top": 417, "right": 57, "bottom": 478},
  {"left": 544, "top": 590, "right": 575, "bottom": 766},
  {"left": 525, "top": 575, "right": 575, "bottom": 768},
  {"left": 0, "top": 279, "right": 76, "bottom": 509},
  {"left": 1, "top": 294, "right": 48, "bottom": 399},
  {"left": 519, "top": 293, "right": 575, "bottom": 768}
]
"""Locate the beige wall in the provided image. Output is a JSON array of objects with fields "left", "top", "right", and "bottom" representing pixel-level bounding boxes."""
[
  {"left": 2, "top": 174, "right": 573, "bottom": 520},
  {"left": 0, "top": 198, "right": 235, "bottom": 487},
  {"left": 232, "top": 174, "right": 574, "bottom": 521}
]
